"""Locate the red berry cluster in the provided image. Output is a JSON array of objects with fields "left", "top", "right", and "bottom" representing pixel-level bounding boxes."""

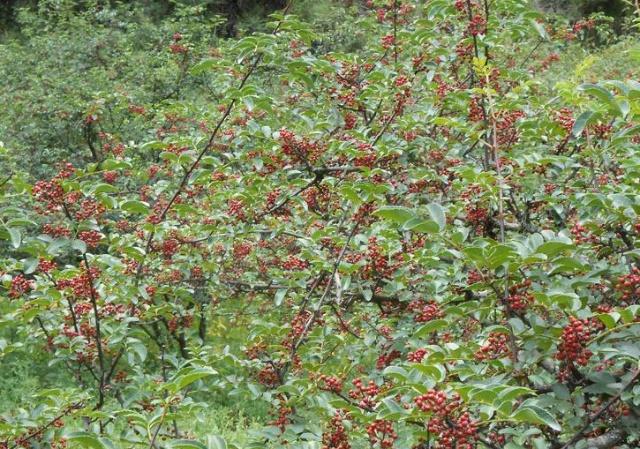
[
  {"left": 572, "top": 18, "right": 596, "bottom": 33},
  {"left": 415, "top": 390, "right": 459, "bottom": 413},
  {"left": 353, "top": 202, "right": 376, "bottom": 224},
  {"left": 533, "top": 53, "right": 560, "bottom": 72},
  {"left": 302, "top": 185, "right": 331, "bottom": 212},
  {"left": 354, "top": 143, "right": 377, "bottom": 168},
  {"left": 319, "top": 375, "right": 343, "bottom": 393},
  {"left": 279, "top": 128, "right": 323, "bottom": 163},
  {"left": 57, "top": 266, "right": 101, "bottom": 299},
  {"left": 467, "top": 270, "right": 483, "bottom": 285},
  {"left": 381, "top": 34, "right": 395, "bottom": 49},
  {"left": 265, "top": 188, "right": 289, "bottom": 216},
  {"left": 31, "top": 163, "right": 75, "bottom": 213},
  {"left": 38, "top": 257, "right": 57, "bottom": 273},
  {"left": 128, "top": 104, "right": 145, "bottom": 115},
  {"left": 555, "top": 107, "right": 574, "bottom": 133},
  {"left": 376, "top": 349, "right": 401, "bottom": 370},
  {"left": 282, "top": 255, "right": 309, "bottom": 271},
  {"left": 169, "top": 32, "right": 187, "bottom": 54},
  {"left": 286, "top": 310, "right": 313, "bottom": 342},
  {"left": 74, "top": 199, "right": 106, "bottom": 221},
  {"left": 257, "top": 364, "right": 281, "bottom": 388},
  {"left": 9, "top": 274, "right": 34, "bottom": 299},
  {"left": 474, "top": 332, "right": 510, "bottom": 360},
  {"left": 227, "top": 199, "right": 246, "bottom": 221},
  {"left": 407, "top": 300, "right": 444, "bottom": 323},
  {"left": 570, "top": 223, "right": 598, "bottom": 245},
  {"left": 615, "top": 267, "right": 640, "bottom": 304},
  {"left": 101, "top": 303, "right": 125, "bottom": 317},
  {"left": 190, "top": 267, "right": 203, "bottom": 280},
  {"left": 407, "top": 348, "right": 428, "bottom": 363},
  {"left": 78, "top": 230, "right": 102, "bottom": 249},
  {"left": 167, "top": 314, "right": 193, "bottom": 332},
  {"left": 348, "top": 378, "right": 379, "bottom": 410},
  {"left": 591, "top": 123, "right": 612, "bottom": 140},
  {"left": 161, "top": 238, "right": 180, "bottom": 259},
  {"left": 73, "top": 302, "right": 92, "bottom": 315},
  {"left": 506, "top": 279, "right": 533, "bottom": 312},
  {"left": 454, "top": 0, "right": 467, "bottom": 12},
  {"left": 495, "top": 110, "right": 525, "bottom": 146},
  {"left": 415, "top": 390, "right": 477, "bottom": 449},
  {"left": 233, "top": 241, "right": 253, "bottom": 260},
  {"left": 467, "top": 14, "right": 487, "bottom": 36},
  {"left": 556, "top": 317, "right": 593, "bottom": 369},
  {"left": 51, "top": 438, "right": 68, "bottom": 449},
  {"left": 344, "top": 113, "right": 357, "bottom": 130},
  {"left": 322, "top": 412, "right": 351, "bottom": 449},
  {"left": 362, "top": 237, "right": 391, "bottom": 279},
  {"left": 244, "top": 342, "right": 267, "bottom": 360},
  {"left": 467, "top": 97, "right": 484, "bottom": 122},
  {"left": 272, "top": 402, "right": 293, "bottom": 432},
  {"left": 487, "top": 431, "right": 506, "bottom": 445},
  {"left": 455, "top": 42, "right": 474, "bottom": 60},
  {"left": 102, "top": 171, "right": 118, "bottom": 183},
  {"left": 366, "top": 420, "right": 397, "bottom": 449},
  {"left": 431, "top": 412, "right": 478, "bottom": 449},
  {"left": 43, "top": 224, "right": 71, "bottom": 238},
  {"left": 32, "top": 179, "right": 65, "bottom": 213}
]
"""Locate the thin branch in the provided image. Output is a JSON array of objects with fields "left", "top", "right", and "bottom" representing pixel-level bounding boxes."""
[{"left": 560, "top": 369, "right": 640, "bottom": 449}]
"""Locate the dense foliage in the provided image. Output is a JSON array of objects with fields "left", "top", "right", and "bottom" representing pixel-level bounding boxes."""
[{"left": 2, "top": 1, "right": 640, "bottom": 449}]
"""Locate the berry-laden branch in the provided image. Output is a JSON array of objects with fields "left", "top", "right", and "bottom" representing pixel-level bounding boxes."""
[
  {"left": 82, "top": 252, "right": 106, "bottom": 409},
  {"left": 134, "top": 0, "right": 294, "bottom": 283},
  {"left": 6, "top": 402, "right": 84, "bottom": 449},
  {"left": 559, "top": 369, "right": 640, "bottom": 449}
]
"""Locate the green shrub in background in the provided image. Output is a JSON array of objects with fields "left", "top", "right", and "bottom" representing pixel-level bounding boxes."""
[
  {"left": 0, "top": 2, "right": 223, "bottom": 177},
  {"left": 0, "top": 0, "right": 361, "bottom": 179}
]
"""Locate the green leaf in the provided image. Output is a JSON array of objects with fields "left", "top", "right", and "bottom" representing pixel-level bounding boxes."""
[
  {"left": 382, "top": 366, "right": 409, "bottom": 381},
  {"left": 5, "top": 226, "right": 21, "bottom": 249},
  {"left": 531, "top": 19, "right": 549, "bottom": 41},
  {"left": 169, "top": 440, "right": 208, "bottom": 449},
  {"left": 167, "top": 367, "right": 217, "bottom": 392},
  {"left": 206, "top": 436, "right": 228, "bottom": 449},
  {"left": 571, "top": 111, "right": 595, "bottom": 137},
  {"left": 380, "top": 397, "right": 408, "bottom": 418},
  {"left": 426, "top": 203, "right": 446, "bottom": 231},
  {"left": 274, "top": 288, "right": 287, "bottom": 306},
  {"left": 597, "top": 313, "right": 619, "bottom": 330},
  {"left": 536, "top": 241, "right": 574, "bottom": 257},
  {"left": 129, "top": 339, "right": 148, "bottom": 362},
  {"left": 404, "top": 218, "right": 440, "bottom": 234},
  {"left": 413, "top": 363, "right": 446, "bottom": 382},
  {"left": 93, "top": 183, "right": 119, "bottom": 194},
  {"left": 511, "top": 405, "right": 561, "bottom": 431},
  {"left": 487, "top": 244, "right": 517, "bottom": 269},
  {"left": 373, "top": 206, "right": 415, "bottom": 225},
  {"left": 71, "top": 239, "right": 87, "bottom": 254},
  {"left": 121, "top": 200, "right": 150, "bottom": 215},
  {"left": 66, "top": 432, "right": 109, "bottom": 449},
  {"left": 579, "top": 83, "right": 613, "bottom": 104},
  {"left": 190, "top": 59, "right": 217, "bottom": 75},
  {"left": 414, "top": 319, "right": 448, "bottom": 337},
  {"left": 578, "top": 84, "right": 623, "bottom": 116},
  {"left": 497, "top": 386, "right": 534, "bottom": 404}
]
